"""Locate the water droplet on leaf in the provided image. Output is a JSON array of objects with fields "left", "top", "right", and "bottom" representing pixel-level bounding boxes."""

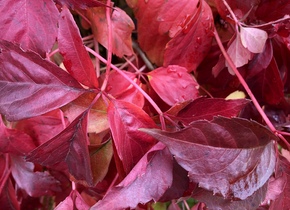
[
  {"left": 196, "top": 37, "right": 202, "bottom": 44},
  {"left": 167, "top": 67, "right": 176, "bottom": 73}
]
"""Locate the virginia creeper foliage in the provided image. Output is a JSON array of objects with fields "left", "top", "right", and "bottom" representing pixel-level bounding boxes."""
[{"left": 0, "top": 0, "right": 290, "bottom": 209}]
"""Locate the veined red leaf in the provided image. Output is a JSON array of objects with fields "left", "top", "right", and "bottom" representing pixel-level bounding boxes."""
[
  {"left": 0, "top": 0, "right": 58, "bottom": 56},
  {"left": 11, "top": 155, "right": 61, "bottom": 197},
  {"left": 240, "top": 27, "right": 268, "bottom": 53},
  {"left": 192, "top": 182, "right": 268, "bottom": 210},
  {"left": 88, "top": 7, "right": 134, "bottom": 57},
  {"left": 15, "top": 110, "right": 67, "bottom": 146},
  {"left": 0, "top": 175, "right": 20, "bottom": 210},
  {"left": 172, "top": 98, "right": 249, "bottom": 125},
  {"left": 55, "top": 0, "right": 106, "bottom": 9},
  {"left": 163, "top": 0, "right": 214, "bottom": 72},
  {"left": 91, "top": 143, "right": 173, "bottom": 209},
  {"left": 0, "top": 40, "right": 86, "bottom": 121},
  {"left": 157, "top": 1, "right": 201, "bottom": 38},
  {"left": 148, "top": 65, "right": 199, "bottom": 106},
  {"left": 0, "top": 118, "right": 35, "bottom": 155},
  {"left": 108, "top": 100, "right": 157, "bottom": 174},
  {"left": 263, "top": 156, "right": 290, "bottom": 210},
  {"left": 55, "top": 190, "right": 90, "bottom": 210},
  {"left": 26, "top": 110, "right": 94, "bottom": 186},
  {"left": 58, "top": 7, "right": 99, "bottom": 88},
  {"left": 142, "top": 117, "right": 276, "bottom": 200},
  {"left": 247, "top": 57, "right": 285, "bottom": 105}
]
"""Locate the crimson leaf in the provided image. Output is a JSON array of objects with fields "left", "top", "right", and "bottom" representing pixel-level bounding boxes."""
[
  {"left": 163, "top": 0, "right": 214, "bottom": 72},
  {"left": 142, "top": 117, "right": 276, "bottom": 200},
  {"left": 148, "top": 65, "right": 199, "bottom": 106},
  {"left": 108, "top": 100, "right": 157, "bottom": 174},
  {"left": 0, "top": 0, "right": 58, "bottom": 56},
  {"left": 91, "top": 143, "right": 174, "bottom": 209},
  {"left": 55, "top": 0, "right": 106, "bottom": 9},
  {"left": 172, "top": 98, "right": 249, "bottom": 125},
  {"left": 58, "top": 7, "right": 99, "bottom": 88},
  {"left": 26, "top": 110, "right": 94, "bottom": 186},
  {"left": 0, "top": 118, "right": 35, "bottom": 155},
  {"left": 0, "top": 40, "right": 86, "bottom": 121},
  {"left": 11, "top": 155, "right": 61, "bottom": 197}
]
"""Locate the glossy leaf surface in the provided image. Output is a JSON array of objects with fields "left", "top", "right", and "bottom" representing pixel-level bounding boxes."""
[
  {"left": 0, "top": 40, "right": 86, "bottom": 121},
  {"left": 26, "top": 110, "right": 94, "bottom": 186},
  {"left": 108, "top": 100, "right": 157, "bottom": 174},
  {"left": 142, "top": 117, "right": 276, "bottom": 199},
  {"left": 148, "top": 65, "right": 199, "bottom": 106},
  {"left": 58, "top": 7, "right": 99, "bottom": 88},
  {"left": 0, "top": 0, "right": 58, "bottom": 56}
]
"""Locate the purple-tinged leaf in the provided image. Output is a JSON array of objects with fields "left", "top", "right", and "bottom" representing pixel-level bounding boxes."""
[
  {"left": 172, "top": 98, "right": 249, "bottom": 125},
  {"left": 0, "top": 0, "right": 58, "bottom": 56},
  {"left": 58, "top": 7, "right": 99, "bottom": 88},
  {"left": 148, "top": 65, "right": 199, "bottom": 106},
  {"left": 247, "top": 57, "right": 285, "bottom": 106},
  {"left": 11, "top": 155, "right": 61, "bottom": 197},
  {"left": 91, "top": 143, "right": 174, "bottom": 210},
  {"left": 55, "top": 190, "right": 90, "bottom": 210},
  {"left": 0, "top": 40, "right": 86, "bottom": 121},
  {"left": 108, "top": 100, "right": 157, "bottom": 174},
  {"left": 26, "top": 110, "right": 94, "bottom": 186},
  {"left": 192, "top": 182, "right": 268, "bottom": 210},
  {"left": 264, "top": 156, "right": 290, "bottom": 210},
  {"left": 142, "top": 117, "right": 276, "bottom": 200}
]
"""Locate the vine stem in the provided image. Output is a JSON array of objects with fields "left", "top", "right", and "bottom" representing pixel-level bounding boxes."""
[
  {"left": 213, "top": 28, "right": 277, "bottom": 133},
  {"left": 101, "top": 0, "right": 113, "bottom": 92},
  {"left": 85, "top": 47, "right": 165, "bottom": 129}
]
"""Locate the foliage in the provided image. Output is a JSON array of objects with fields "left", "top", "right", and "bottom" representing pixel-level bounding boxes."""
[{"left": 0, "top": 0, "right": 290, "bottom": 209}]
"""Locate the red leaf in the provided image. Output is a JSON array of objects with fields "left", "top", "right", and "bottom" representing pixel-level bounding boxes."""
[
  {"left": 256, "top": 0, "right": 290, "bottom": 22},
  {"left": 172, "top": 98, "right": 249, "bottom": 125},
  {"left": 88, "top": 7, "right": 134, "bottom": 57},
  {"left": 58, "top": 7, "right": 99, "bottom": 88},
  {"left": 15, "top": 110, "right": 67, "bottom": 146},
  {"left": 91, "top": 143, "right": 173, "bottom": 209},
  {"left": 11, "top": 155, "right": 61, "bottom": 197},
  {"left": 0, "top": 0, "right": 58, "bottom": 56},
  {"left": 247, "top": 57, "right": 285, "bottom": 105},
  {"left": 192, "top": 182, "right": 268, "bottom": 210},
  {"left": 240, "top": 27, "right": 268, "bottom": 53},
  {"left": 0, "top": 118, "right": 35, "bottom": 155},
  {"left": 0, "top": 40, "right": 86, "bottom": 121},
  {"left": 55, "top": 0, "right": 106, "bottom": 9},
  {"left": 163, "top": 0, "right": 214, "bottom": 72},
  {"left": 142, "top": 117, "right": 276, "bottom": 199},
  {"left": 127, "top": 0, "right": 171, "bottom": 65},
  {"left": 108, "top": 100, "right": 157, "bottom": 174},
  {"left": 264, "top": 156, "right": 290, "bottom": 210},
  {"left": 26, "top": 110, "right": 94, "bottom": 186},
  {"left": 55, "top": 190, "right": 90, "bottom": 210},
  {"left": 0, "top": 178, "right": 20, "bottom": 210},
  {"left": 148, "top": 65, "right": 199, "bottom": 106}
]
